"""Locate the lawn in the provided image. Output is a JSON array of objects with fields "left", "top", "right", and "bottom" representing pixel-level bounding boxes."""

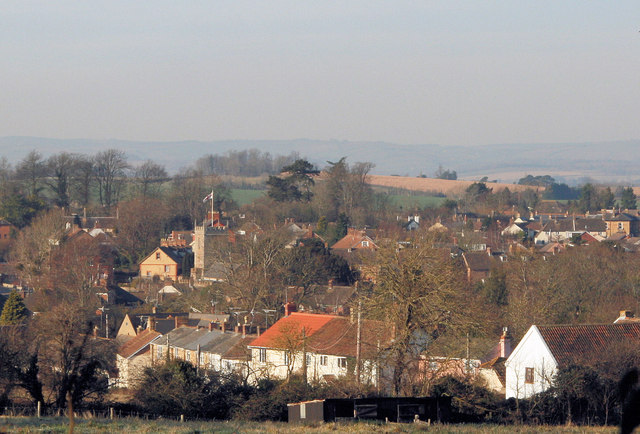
[{"left": 0, "top": 416, "right": 618, "bottom": 433}]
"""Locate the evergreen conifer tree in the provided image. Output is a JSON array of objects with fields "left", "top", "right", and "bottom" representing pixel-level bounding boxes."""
[{"left": 0, "top": 290, "right": 28, "bottom": 325}]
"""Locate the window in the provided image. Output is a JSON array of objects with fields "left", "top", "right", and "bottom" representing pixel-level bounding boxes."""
[
  {"left": 320, "top": 355, "right": 328, "bottom": 366},
  {"left": 156, "top": 252, "right": 161, "bottom": 260},
  {"left": 362, "top": 241, "right": 369, "bottom": 247},
  {"left": 618, "top": 222, "right": 624, "bottom": 231},
  {"left": 146, "top": 271, "right": 151, "bottom": 276},
  {"left": 306, "top": 354, "right": 312, "bottom": 365},
  {"left": 157, "top": 346, "right": 163, "bottom": 359},
  {"left": 284, "top": 352, "right": 290, "bottom": 365},
  {"left": 525, "top": 367, "right": 534, "bottom": 384},
  {"left": 164, "top": 265, "right": 170, "bottom": 273},
  {"left": 186, "top": 351, "right": 190, "bottom": 362},
  {"left": 199, "top": 353, "right": 205, "bottom": 366},
  {"left": 174, "top": 348, "right": 179, "bottom": 359},
  {"left": 259, "top": 348, "right": 267, "bottom": 362},
  {"left": 337, "top": 357, "right": 347, "bottom": 368}
]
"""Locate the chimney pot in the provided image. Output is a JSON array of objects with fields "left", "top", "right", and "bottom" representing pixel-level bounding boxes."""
[{"left": 257, "top": 325, "right": 261, "bottom": 336}]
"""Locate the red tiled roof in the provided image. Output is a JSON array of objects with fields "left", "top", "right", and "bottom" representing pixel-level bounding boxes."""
[
  {"left": 537, "top": 323, "right": 640, "bottom": 365},
  {"left": 117, "top": 329, "right": 161, "bottom": 359},
  {"left": 248, "top": 312, "right": 337, "bottom": 348}
]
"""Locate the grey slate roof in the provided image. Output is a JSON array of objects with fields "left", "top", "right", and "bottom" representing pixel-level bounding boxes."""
[
  {"left": 154, "top": 327, "right": 249, "bottom": 360},
  {"left": 542, "top": 218, "right": 606, "bottom": 233}
]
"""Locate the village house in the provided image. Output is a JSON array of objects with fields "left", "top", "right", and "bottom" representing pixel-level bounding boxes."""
[
  {"left": 604, "top": 212, "right": 640, "bottom": 238},
  {"left": 505, "top": 317, "right": 640, "bottom": 399},
  {"left": 115, "top": 328, "right": 161, "bottom": 388},
  {"left": 247, "top": 308, "right": 387, "bottom": 387},
  {"left": 534, "top": 217, "right": 606, "bottom": 244},
  {"left": 461, "top": 251, "right": 498, "bottom": 283},
  {"left": 149, "top": 322, "right": 253, "bottom": 376},
  {"left": 331, "top": 228, "right": 378, "bottom": 254},
  {"left": 139, "top": 246, "right": 192, "bottom": 281},
  {"left": 419, "top": 328, "right": 513, "bottom": 396}
]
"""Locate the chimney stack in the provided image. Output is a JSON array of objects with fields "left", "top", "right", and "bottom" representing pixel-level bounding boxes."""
[
  {"left": 175, "top": 316, "right": 189, "bottom": 328},
  {"left": 152, "top": 306, "right": 157, "bottom": 314},
  {"left": 257, "top": 326, "right": 261, "bottom": 336},
  {"left": 284, "top": 302, "right": 297, "bottom": 317},
  {"left": 148, "top": 316, "right": 156, "bottom": 331},
  {"left": 208, "top": 321, "right": 215, "bottom": 332},
  {"left": 500, "top": 327, "right": 512, "bottom": 358}
]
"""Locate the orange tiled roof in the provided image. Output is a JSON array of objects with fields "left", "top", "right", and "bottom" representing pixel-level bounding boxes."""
[{"left": 248, "top": 312, "right": 337, "bottom": 348}]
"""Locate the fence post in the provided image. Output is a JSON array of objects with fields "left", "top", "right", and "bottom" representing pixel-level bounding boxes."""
[
  {"left": 37, "top": 401, "right": 41, "bottom": 418},
  {"left": 110, "top": 407, "right": 114, "bottom": 420}
]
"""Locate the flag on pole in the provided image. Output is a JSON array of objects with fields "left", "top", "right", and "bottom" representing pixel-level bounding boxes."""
[{"left": 203, "top": 191, "right": 213, "bottom": 203}]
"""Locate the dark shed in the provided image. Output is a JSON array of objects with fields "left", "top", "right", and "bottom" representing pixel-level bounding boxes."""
[
  {"left": 287, "top": 399, "right": 354, "bottom": 423},
  {"left": 288, "top": 397, "right": 450, "bottom": 424}
]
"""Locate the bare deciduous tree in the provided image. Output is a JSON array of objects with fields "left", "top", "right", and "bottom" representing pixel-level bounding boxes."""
[
  {"left": 133, "top": 160, "right": 168, "bottom": 198},
  {"left": 94, "top": 149, "right": 128, "bottom": 210}
]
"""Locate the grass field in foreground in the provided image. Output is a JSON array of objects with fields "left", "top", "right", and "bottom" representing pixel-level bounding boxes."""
[{"left": 0, "top": 416, "right": 618, "bottom": 433}]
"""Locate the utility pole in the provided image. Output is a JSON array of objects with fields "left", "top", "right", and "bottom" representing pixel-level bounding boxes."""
[
  {"left": 356, "top": 300, "right": 362, "bottom": 386},
  {"left": 302, "top": 327, "right": 308, "bottom": 385}
]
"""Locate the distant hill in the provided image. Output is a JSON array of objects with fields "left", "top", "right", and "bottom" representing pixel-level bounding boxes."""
[
  {"left": 365, "top": 175, "right": 542, "bottom": 196},
  {"left": 1, "top": 136, "right": 639, "bottom": 184}
]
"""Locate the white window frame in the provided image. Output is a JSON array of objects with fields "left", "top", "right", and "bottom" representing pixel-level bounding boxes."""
[
  {"left": 337, "top": 357, "right": 347, "bottom": 369},
  {"left": 259, "top": 348, "right": 267, "bottom": 362},
  {"left": 320, "top": 355, "right": 328, "bottom": 366}
]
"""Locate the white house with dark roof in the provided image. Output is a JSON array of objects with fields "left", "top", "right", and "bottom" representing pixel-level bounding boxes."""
[{"left": 505, "top": 322, "right": 640, "bottom": 399}]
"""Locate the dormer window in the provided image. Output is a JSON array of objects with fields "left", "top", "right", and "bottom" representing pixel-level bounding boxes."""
[{"left": 362, "top": 241, "right": 369, "bottom": 247}]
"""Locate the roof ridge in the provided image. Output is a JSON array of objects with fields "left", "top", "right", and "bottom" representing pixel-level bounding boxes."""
[{"left": 538, "top": 323, "right": 640, "bottom": 327}]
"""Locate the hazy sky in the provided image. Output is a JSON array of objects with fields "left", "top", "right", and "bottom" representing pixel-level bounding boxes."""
[{"left": 2, "top": 1, "right": 639, "bottom": 146}]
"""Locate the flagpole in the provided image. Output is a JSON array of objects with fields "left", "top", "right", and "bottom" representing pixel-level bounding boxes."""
[{"left": 210, "top": 189, "right": 214, "bottom": 227}]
